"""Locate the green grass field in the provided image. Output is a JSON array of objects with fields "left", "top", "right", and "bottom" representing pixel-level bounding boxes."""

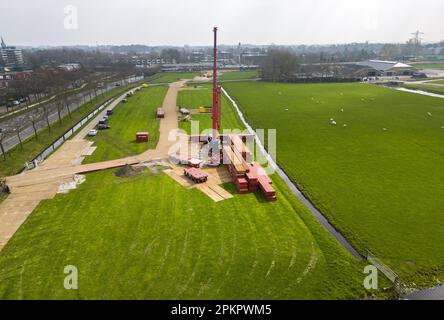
[
  {"left": 0, "top": 80, "right": 386, "bottom": 300},
  {"left": 146, "top": 72, "right": 199, "bottom": 84},
  {"left": 224, "top": 81, "right": 444, "bottom": 287},
  {"left": 412, "top": 63, "right": 444, "bottom": 70},
  {"left": 0, "top": 166, "right": 375, "bottom": 299},
  {"left": 0, "top": 83, "right": 143, "bottom": 178},
  {"left": 84, "top": 86, "right": 168, "bottom": 163},
  {"left": 402, "top": 83, "right": 444, "bottom": 95},
  {"left": 219, "top": 70, "right": 259, "bottom": 81},
  {"left": 177, "top": 86, "right": 245, "bottom": 134},
  {"left": 427, "top": 79, "right": 444, "bottom": 85}
]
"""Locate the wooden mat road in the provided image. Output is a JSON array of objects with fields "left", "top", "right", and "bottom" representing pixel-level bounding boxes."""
[{"left": 0, "top": 81, "right": 184, "bottom": 251}]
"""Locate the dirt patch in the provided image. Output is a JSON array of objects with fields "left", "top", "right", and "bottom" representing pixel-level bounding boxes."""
[{"left": 114, "top": 164, "right": 147, "bottom": 178}]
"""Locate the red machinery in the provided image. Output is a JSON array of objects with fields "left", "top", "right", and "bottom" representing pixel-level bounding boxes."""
[{"left": 184, "top": 168, "right": 209, "bottom": 184}]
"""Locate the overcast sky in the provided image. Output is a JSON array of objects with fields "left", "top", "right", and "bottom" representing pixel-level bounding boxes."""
[{"left": 1, "top": 0, "right": 443, "bottom": 46}]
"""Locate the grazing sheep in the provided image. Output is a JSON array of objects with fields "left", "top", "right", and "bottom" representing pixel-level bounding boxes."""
[
  {"left": 427, "top": 112, "right": 433, "bottom": 117},
  {"left": 383, "top": 128, "right": 388, "bottom": 131},
  {"left": 331, "top": 121, "right": 337, "bottom": 125},
  {"left": 341, "top": 108, "right": 344, "bottom": 112},
  {"left": 343, "top": 124, "right": 347, "bottom": 127}
]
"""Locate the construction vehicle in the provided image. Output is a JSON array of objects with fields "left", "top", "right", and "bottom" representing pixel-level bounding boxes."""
[
  {"left": 199, "top": 106, "right": 212, "bottom": 113},
  {"left": 184, "top": 168, "right": 208, "bottom": 183},
  {"left": 179, "top": 108, "right": 190, "bottom": 115}
]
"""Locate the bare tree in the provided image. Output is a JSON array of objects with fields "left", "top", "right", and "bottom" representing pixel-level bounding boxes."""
[
  {"left": 261, "top": 48, "right": 299, "bottom": 82},
  {"left": 0, "top": 129, "right": 7, "bottom": 161},
  {"left": 42, "top": 105, "right": 51, "bottom": 133},
  {"left": 29, "top": 112, "right": 42, "bottom": 140},
  {"left": 13, "top": 120, "right": 24, "bottom": 150},
  {"left": 56, "top": 101, "right": 63, "bottom": 124}
]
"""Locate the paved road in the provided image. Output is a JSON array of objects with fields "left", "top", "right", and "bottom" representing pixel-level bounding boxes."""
[{"left": 0, "top": 76, "right": 143, "bottom": 155}]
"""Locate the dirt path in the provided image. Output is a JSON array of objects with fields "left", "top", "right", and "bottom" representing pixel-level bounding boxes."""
[{"left": 0, "top": 81, "right": 183, "bottom": 251}]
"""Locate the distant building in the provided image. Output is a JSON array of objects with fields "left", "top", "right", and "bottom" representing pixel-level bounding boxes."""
[
  {"left": 355, "top": 60, "right": 417, "bottom": 76},
  {"left": 242, "top": 52, "right": 267, "bottom": 66},
  {"left": 57, "top": 63, "right": 81, "bottom": 72},
  {"left": 0, "top": 37, "right": 24, "bottom": 71}
]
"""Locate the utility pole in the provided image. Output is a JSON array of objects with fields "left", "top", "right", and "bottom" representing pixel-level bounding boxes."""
[{"left": 411, "top": 30, "right": 424, "bottom": 58}]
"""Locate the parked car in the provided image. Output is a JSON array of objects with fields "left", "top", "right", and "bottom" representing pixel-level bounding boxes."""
[
  {"left": 106, "top": 109, "right": 113, "bottom": 116},
  {"left": 99, "top": 118, "right": 108, "bottom": 125},
  {"left": 12, "top": 100, "right": 20, "bottom": 106},
  {"left": 88, "top": 129, "right": 98, "bottom": 136},
  {"left": 97, "top": 124, "right": 110, "bottom": 130},
  {"left": 121, "top": 99, "right": 128, "bottom": 103}
]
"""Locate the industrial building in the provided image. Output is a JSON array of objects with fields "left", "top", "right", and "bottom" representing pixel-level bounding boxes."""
[{"left": 355, "top": 60, "right": 417, "bottom": 77}]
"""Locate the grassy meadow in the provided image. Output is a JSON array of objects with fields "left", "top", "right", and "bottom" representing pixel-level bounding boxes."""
[
  {"left": 224, "top": 81, "right": 444, "bottom": 286},
  {"left": 84, "top": 86, "right": 168, "bottom": 163},
  {"left": 0, "top": 79, "right": 383, "bottom": 300}
]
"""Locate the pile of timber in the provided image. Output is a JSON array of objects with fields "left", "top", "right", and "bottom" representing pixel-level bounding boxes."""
[{"left": 222, "top": 135, "right": 276, "bottom": 201}]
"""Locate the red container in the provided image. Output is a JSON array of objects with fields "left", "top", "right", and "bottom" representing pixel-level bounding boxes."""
[{"left": 136, "top": 132, "right": 149, "bottom": 142}]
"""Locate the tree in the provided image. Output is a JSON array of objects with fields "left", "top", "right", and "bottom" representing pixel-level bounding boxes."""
[
  {"left": 0, "top": 129, "right": 7, "bottom": 161},
  {"left": 261, "top": 48, "right": 299, "bottom": 82},
  {"left": 13, "top": 120, "right": 24, "bottom": 150},
  {"left": 161, "top": 48, "right": 182, "bottom": 63},
  {"left": 42, "top": 106, "right": 51, "bottom": 133},
  {"left": 29, "top": 112, "right": 42, "bottom": 140},
  {"left": 380, "top": 44, "right": 401, "bottom": 60},
  {"left": 56, "top": 101, "right": 63, "bottom": 124}
]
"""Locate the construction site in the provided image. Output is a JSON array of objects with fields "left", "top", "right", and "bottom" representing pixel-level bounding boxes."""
[{"left": 0, "top": 27, "right": 275, "bottom": 251}]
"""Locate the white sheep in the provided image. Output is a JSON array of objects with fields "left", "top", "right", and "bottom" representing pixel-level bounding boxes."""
[
  {"left": 343, "top": 124, "right": 347, "bottom": 127},
  {"left": 427, "top": 112, "right": 433, "bottom": 117},
  {"left": 331, "top": 121, "right": 337, "bottom": 125}
]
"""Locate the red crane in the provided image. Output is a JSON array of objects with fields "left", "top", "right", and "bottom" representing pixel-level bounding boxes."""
[{"left": 212, "top": 27, "right": 221, "bottom": 140}]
